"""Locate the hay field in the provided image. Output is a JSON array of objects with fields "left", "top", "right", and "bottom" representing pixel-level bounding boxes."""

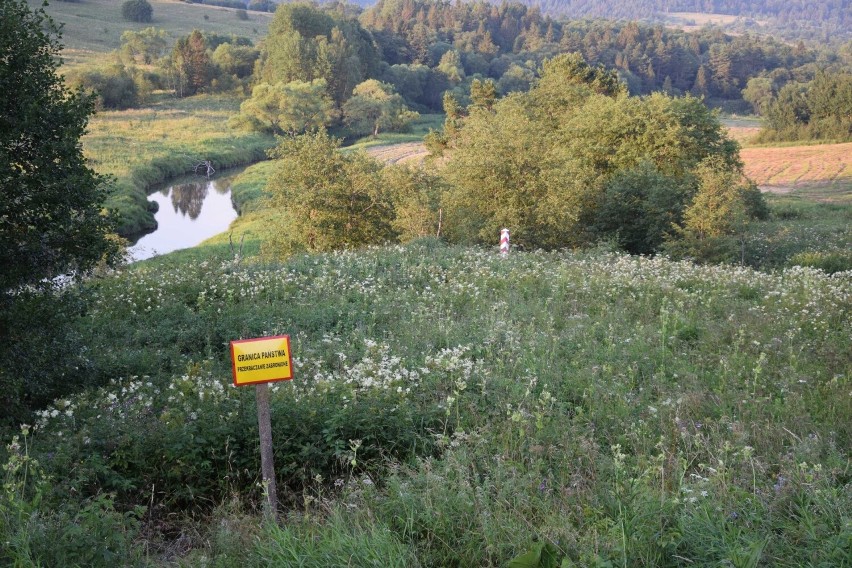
[
  {"left": 26, "top": 0, "right": 271, "bottom": 67},
  {"left": 741, "top": 142, "right": 852, "bottom": 201},
  {"left": 366, "top": 142, "right": 430, "bottom": 165},
  {"left": 662, "top": 11, "right": 765, "bottom": 33}
]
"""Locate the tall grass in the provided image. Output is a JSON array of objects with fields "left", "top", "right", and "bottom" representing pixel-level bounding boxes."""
[{"left": 3, "top": 240, "right": 848, "bottom": 565}]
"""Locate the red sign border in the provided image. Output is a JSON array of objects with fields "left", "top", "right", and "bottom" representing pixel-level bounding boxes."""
[{"left": 230, "top": 334, "right": 294, "bottom": 387}]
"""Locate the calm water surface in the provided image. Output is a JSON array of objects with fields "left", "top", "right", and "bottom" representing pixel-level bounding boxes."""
[{"left": 128, "top": 174, "right": 239, "bottom": 261}]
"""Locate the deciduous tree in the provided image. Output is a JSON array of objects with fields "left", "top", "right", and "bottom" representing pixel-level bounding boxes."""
[
  {"left": 342, "top": 80, "right": 418, "bottom": 137},
  {"left": 1, "top": 0, "right": 120, "bottom": 422},
  {"left": 229, "top": 80, "right": 336, "bottom": 134},
  {"left": 263, "top": 131, "right": 396, "bottom": 256}
]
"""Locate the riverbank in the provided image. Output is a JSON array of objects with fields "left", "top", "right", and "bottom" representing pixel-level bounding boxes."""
[{"left": 84, "top": 94, "right": 276, "bottom": 237}]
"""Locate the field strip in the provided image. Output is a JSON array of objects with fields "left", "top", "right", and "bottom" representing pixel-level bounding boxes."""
[
  {"left": 366, "top": 142, "right": 429, "bottom": 165},
  {"left": 740, "top": 142, "right": 852, "bottom": 188}
]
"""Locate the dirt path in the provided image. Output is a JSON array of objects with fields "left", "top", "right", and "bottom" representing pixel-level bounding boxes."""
[{"left": 366, "top": 142, "right": 429, "bottom": 165}]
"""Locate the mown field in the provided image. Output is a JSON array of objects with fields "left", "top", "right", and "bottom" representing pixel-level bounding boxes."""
[
  {"left": 27, "top": 0, "right": 271, "bottom": 67},
  {"left": 741, "top": 142, "right": 852, "bottom": 199}
]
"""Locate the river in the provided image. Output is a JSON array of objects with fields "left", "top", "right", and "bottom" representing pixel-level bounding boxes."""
[{"left": 127, "top": 171, "right": 241, "bottom": 262}]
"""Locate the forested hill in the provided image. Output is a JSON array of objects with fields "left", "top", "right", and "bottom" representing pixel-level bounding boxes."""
[
  {"left": 351, "top": 0, "right": 851, "bottom": 41},
  {"left": 524, "top": 0, "right": 849, "bottom": 22}
]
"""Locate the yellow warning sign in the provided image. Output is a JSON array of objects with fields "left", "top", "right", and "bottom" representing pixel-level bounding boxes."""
[{"left": 230, "top": 335, "right": 294, "bottom": 386}]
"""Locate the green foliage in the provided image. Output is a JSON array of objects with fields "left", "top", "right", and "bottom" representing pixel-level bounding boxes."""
[
  {"left": 788, "top": 250, "right": 852, "bottom": 274},
  {"left": 65, "top": 62, "right": 142, "bottom": 110},
  {"left": 469, "top": 78, "right": 498, "bottom": 110},
  {"left": 230, "top": 80, "right": 336, "bottom": 134},
  {"left": 442, "top": 54, "right": 750, "bottom": 253},
  {"left": 119, "top": 27, "right": 169, "bottom": 65},
  {"left": 259, "top": 3, "right": 381, "bottom": 105},
  {"left": 170, "top": 29, "right": 214, "bottom": 97},
  {"left": 0, "top": 0, "right": 120, "bottom": 420},
  {"left": 590, "top": 162, "right": 687, "bottom": 254},
  {"left": 6, "top": 240, "right": 850, "bottom": 563},
  {"left": 383, "top": 164, "right": 447, "bottom": 241},
  {"left": 507, "top": 542, "right": 561, "bottom": 568},
  {"left": 684, "top": 157, "right": 767, "bottom": 239},
  {"left": 263, "top": 130, "right": 397, "bottom": 256},
  {"left": 212, "top": 42, "right": 259, "bottom": 80},
  {"left": 257, "top": 509, "right": 416, "bottom": 567},
  {"left": 121, "top": 0, "right": 153, "bottom": 23},
  {"left": 1, "top": 433, "right": 144, "bottom": 566},
  {"left": 0, "top": 0, "right": 119, "bottom": 293},
  {"left": 342, "top": 79, "right": 419, "bottom": 137}
]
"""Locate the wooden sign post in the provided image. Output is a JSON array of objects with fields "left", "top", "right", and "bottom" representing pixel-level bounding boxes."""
[{"left": 230, "top": 335, "right": 294, "bottom": 520}]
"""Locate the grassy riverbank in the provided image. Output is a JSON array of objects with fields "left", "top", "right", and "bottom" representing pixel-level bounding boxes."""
[{"left": 84, "top": 95, "right": 275, "bottom": 236}]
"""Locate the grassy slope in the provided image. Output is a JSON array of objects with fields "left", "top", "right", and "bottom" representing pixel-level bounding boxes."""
[
  {"left": 29, "top": 0, "right": 271, "bottom": 67},
  {"left": 7, "top": 241, "right": 850, "bottom": 565}
]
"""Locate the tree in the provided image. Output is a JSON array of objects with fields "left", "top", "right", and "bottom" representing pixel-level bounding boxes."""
[
  {"left": 441, "top": 54, "right": 745, "bottom": 252},
  {"left": 65, "top": 63, "right": 140, "bottom": 110},
  {"left": 436, "top": 50, "right": 465, "bottom": 85},
  {"left": 170, "top": 30, "right": 213, "bottom": 96},
  {"left": 742, "top": 77, "right": 774, "bottom": 115},
  {"left": 121, "top": 0, "right": 153, "bottom": 23},
  {"left": 229, "top": 80, "right": 336, "bottom": 134},
  {"left": 1, "top": 0, "right": 118, "bottom": 293},
  {"left": 263, "top": 131, "right": 396, "bottom": 256},
  {"left": 342, "top": 80, "right": 418, "bottom": 137},
  {"left": 1, "top": 0, "right": 120, "bottom": 422},
  {"left": 120, "top": 27, "right": 169, "bottom": 65},
  {"left": 259, "top": 3, "right": 380, "bottom": 105},
  {"left": 469, "top": 78, "right": 498, "bottom": 111},
  {"left": 669, "top": 155, "right": 768, "bottom": 263}
]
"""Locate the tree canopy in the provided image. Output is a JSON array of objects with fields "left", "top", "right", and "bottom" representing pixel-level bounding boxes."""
[
  {"left": 1, "top": 0, "right": 118, "bottom": 293},
  {"left": 1, "top": 0, "right": 120, "bottom": 422},
  {"left": 441, "top": 53, "right": 761, "bottom": 253}
]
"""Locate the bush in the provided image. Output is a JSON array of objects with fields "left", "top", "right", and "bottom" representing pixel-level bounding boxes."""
[
  {"left": 121, "top": 0, "right": 153, "bottom": 23},
  {"left": 66, "top": 64, "right": 140, "bottom": 110},
  {"left": 789, "top": 251, "right": 852, "bottom": 274}
]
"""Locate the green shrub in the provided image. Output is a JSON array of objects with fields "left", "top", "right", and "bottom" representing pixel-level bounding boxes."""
[
  {"left": 121, "top": 0, "right": 153, "bottom": 23},
  {"left": 789, "top": 250, "right": 852, "bottom": 274}
]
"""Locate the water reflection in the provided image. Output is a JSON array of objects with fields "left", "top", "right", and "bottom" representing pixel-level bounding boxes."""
[
  {"left": 170, "top": 181, "right": 207, "bottom": 219},
  {"left": 128, "top": 173, "right": 240, "bottom": 262}
]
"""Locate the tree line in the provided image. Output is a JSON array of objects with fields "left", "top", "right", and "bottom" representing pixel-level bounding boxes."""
[
  {"left": 68, "top": 0, "right": 852, "bottom": 122},
  {"left": 497, "top": 0, "right": 851, "bottom": 42},
  {"left": 263, "top": 53, "right": 767, "bottom": 265}
]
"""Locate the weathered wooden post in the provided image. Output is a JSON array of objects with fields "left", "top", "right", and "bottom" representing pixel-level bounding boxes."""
[{"left": 230, "top": 335, "right": 294, "bottom": 521}]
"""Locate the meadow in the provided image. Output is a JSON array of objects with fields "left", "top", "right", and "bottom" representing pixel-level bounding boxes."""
[
  {"left": 2, "top": 237, "right": 848, "bottom": 566},
  {"left": 26, "top": 0, "right": 271, "bottom": 67},
  {"left": 3, "top": 6, "right": 849, "bottom": 563}
]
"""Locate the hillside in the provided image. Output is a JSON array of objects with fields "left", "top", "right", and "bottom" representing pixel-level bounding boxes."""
[
  {"left": 4, "top": 240, "right": 850, "bottom": 565},
  {"left": 26, "top": 0, "right": 272, "bottom": 66},
  {"left": 471, "top": 0, "right": 850, "bottom": 41}
]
